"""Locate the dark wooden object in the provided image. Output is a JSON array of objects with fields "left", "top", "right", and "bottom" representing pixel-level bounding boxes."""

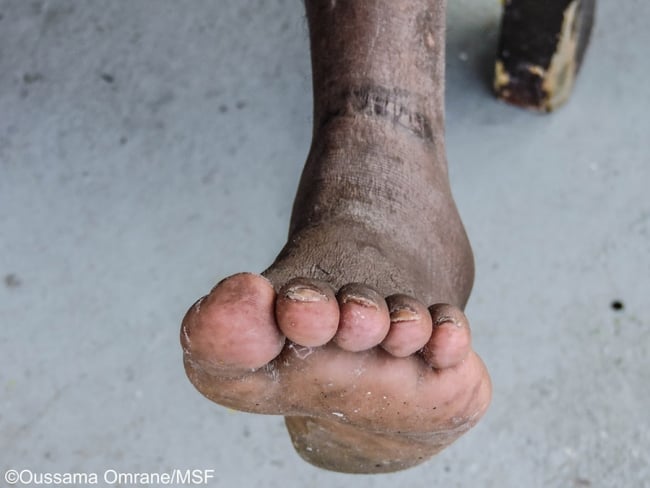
[{"left": 494, "top": 0, "right": 595, "bottom": 112}]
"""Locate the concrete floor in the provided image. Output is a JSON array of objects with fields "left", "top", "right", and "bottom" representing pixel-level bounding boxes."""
[{"left": 1, "top": 0, "right": 648, "bottom": 486}]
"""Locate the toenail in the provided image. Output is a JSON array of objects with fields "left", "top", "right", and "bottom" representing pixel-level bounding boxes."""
[
  {"left": 284, "top": 285, "right": 328, "bottom": 302},
  {"left": 210, "top": 272, "right": 271, "bottom": 293},
  {"left": 389, "top": 305, "right": 420, "bottom": 322},
  {"left": 434, "top": 315, "right": 460, "bottom": 327},
  {"left": 341, "top": 294, "right": 378, "bottom": 309}
]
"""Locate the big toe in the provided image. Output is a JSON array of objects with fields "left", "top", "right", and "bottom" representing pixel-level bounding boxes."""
[
  {"left": 421, "top": 304, "right": 472, "bottom": 369},
  {"left": 181, "top": 272, "right": 285, "bottom": 372}
]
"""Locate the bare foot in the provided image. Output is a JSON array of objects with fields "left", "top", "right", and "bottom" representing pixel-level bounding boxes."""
[{"left": 181, "top": 0, "right": 491, "bottom": 474}]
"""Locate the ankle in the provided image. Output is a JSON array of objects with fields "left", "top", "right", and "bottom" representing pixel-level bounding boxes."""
[
  {"left": 288, "top": 117, "right": 449, "bottom": 233},
  {"left": 313, "top": 82, "right": 445, "bottom": 150}
]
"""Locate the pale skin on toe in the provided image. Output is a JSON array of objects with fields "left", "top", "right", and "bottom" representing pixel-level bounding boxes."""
[
  {"left": 182, "top": 272, "right": 491, "bottom": 473},
  {"left": 181, "top": 0, "right": 492, "bottom": 474},
  {"left": 381, "top": 294, "right": 433, "bottom": 357},
  {"left": 276, "top": 277, "right": 339, "bottom": 347}
]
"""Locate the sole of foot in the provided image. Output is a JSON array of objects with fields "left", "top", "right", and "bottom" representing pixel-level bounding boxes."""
[{"left": 181, "top": 271, "right": 491, "bottom": 473}]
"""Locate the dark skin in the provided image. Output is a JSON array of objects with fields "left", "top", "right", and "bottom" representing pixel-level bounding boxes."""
[
  {"left": 270, "top": 0, "right": 472, "bottom": 306},
  {"left": 181, "top": 0, "right": 491, "bottom": 474},
  {"left": 178, "top": 0, "right": 598, "bottom": 473}
]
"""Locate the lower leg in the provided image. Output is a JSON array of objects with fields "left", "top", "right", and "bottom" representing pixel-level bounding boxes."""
[{"left": 268, "top": 0, "right": 473, "bottom": 306}]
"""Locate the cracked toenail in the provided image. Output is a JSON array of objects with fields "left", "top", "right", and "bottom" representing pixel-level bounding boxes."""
[
  {"left": 341, "top": 294, "right": 378, "bottom": 308},
  {"left": 434, "top": 315, "right": 460, "bottom": 327},
  {"left": 389, "top": 305, "right": 419, "bottom": 322},
  {"left": 284, "top": 285, "right": 328, "bottom": 302}
]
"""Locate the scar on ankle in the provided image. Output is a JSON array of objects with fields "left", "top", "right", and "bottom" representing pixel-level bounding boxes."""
[{"left": 319, "top": 84, "right": 434, "bottom": 142}]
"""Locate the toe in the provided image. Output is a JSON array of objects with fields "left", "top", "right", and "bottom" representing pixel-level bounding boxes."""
[
  {"left": 420, "top": 304, "right": 472, "bottom": 369},
  {"left": 334, "top": 283, "right": 390, "bottom": 352},
  {"left": 180, "top": 272, "right": 285, "bottom": 372},
  {"left": 381, "top": 294, "right": 433, "bottom": 357},
  {"left": 275, "top": 277, "right": 339, "bottom": 347}
]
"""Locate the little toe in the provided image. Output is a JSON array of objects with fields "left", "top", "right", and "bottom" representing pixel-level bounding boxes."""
[
  {"left": 334, "top": 283, "right": 390, "bottom": 352},
  {"left": 275, "top": 277, "right": 339, "bottom": 347},
  {"left": 420, "top": 303, "right": 472, "bottom": 369},
  {"left": 381, "top": 294, "right": 433, "bottom": 357},
  {"left": 181, "top": 272, "right": 285, "bottom": 373}
]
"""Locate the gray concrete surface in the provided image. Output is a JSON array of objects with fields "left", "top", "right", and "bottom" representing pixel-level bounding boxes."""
[{"left": 1, "top": 0, "right": 648, "bottom": 487}]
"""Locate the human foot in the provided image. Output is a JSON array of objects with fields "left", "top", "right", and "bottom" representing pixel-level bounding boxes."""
[
  {"left": 182, "top": 268, "right": 490, "bottom": 473},
  {"left": 181, "top": 0, "right": 491, "bottom": 474},
  {"left": 180, "top": 119, "right": 492, "bottom": 473}
]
